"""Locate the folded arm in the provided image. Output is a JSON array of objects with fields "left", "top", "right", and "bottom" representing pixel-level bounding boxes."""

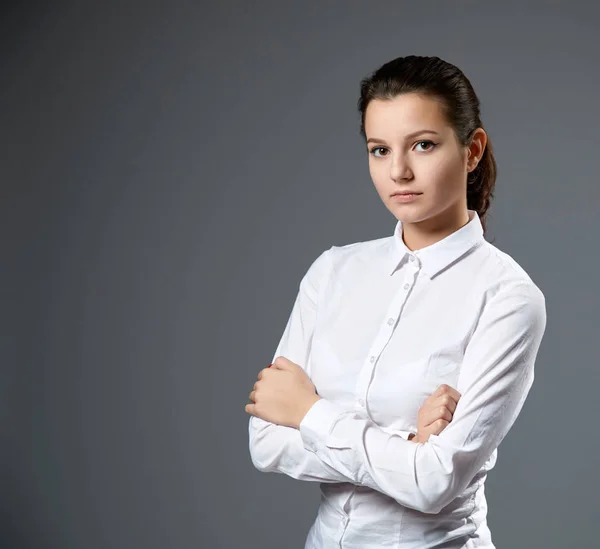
[
  {"left": 297, "top": 281, "right": 546, "bottom": 513},
  {"left": 248, "top": 247, "right": 412, "bottom": 483}
]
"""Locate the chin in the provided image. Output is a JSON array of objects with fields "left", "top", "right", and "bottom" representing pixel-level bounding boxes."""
[{"left": 388, "top": 204, "right": 432, "bottom": 225}]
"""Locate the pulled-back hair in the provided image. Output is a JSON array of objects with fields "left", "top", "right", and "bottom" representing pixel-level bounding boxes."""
[{"left": 358, "top": 55, "right": 496, "bottom": 232}]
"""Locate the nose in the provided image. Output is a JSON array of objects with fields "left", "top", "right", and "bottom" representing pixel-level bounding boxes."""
[{"left": 389, "top": 152, "right": 413, "bottom": 182}]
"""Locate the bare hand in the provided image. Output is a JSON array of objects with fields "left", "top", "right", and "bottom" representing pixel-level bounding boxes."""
[
  {"left": 245, "top": 356, "right": 321, "bottom": 429},
  {"left": 410, "top": 384, "right": 461, "bottom": 443}
]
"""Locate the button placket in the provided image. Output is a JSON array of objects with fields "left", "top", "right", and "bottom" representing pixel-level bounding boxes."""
[
  {"left": 355, "top": 351, "right": 377, "bottom": 408},
  {"left": 356, "top": 330, "right": 388, "bottom": 409},
  {"left": 403, "top": 259, "right": 421, "bottom": 291},
  {"left": 354, "top": 259, "right": 422, "bottom": 414},
  {"left": 356, "top": 260, "right": 423, "bottom": 414}
]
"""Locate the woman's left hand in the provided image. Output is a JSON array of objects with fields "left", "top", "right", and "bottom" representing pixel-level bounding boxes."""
[{"left": 245, "top": 356, "right": 321, "bottom": 429}]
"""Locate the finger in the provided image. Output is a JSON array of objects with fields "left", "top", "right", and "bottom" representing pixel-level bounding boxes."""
[
  {"left": 428, "top": 384, "right": 461, "bottom": 406},
  {"left": 258, "top": 368, "right": 270, "bottom": 379},
  {"left": 271, "top": 357, "right": 287, "bottom": 370},
  {"left": 249, "top": 390, "right": 256, "bottom": 402},
  {"left": 432, "top": 384, "right": 461, "bottom": 403},
  {"left": 444, "top": 386, "right": 461, "bottom": 403},
  {"left": 429, "top": 418, "right": 449, "bottom": 435},
  {"left": 273, "top": 356, "right": 296, "bottom": 370},
  {"left": 432, "top": 393, "right": 458, "bottom": 415},
  {"left": 422, "top": 405, "right": 453, "bottom": 426},
  {"left": 245, "top": 403, "right": 256, "bottom": 415},
  {"left": 258, "top": 367, "right": 272, "bottom": 380},
  {"left": 423, "top": 395, "right": 458, "bottom": 425}
]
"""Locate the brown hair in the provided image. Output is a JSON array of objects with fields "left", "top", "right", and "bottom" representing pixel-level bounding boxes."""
[{"left": 358, "top": 55, "right": 496, "bottom": 232}]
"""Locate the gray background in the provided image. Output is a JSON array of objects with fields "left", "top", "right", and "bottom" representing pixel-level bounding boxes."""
[{"left": 1, "top": 1, "right": 598, "bottom": 548}]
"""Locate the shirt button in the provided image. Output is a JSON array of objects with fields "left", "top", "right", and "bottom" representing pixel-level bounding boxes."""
[
  {"left": 403, "top": 283, "right": 410, "bottom": 290},
  {"left": 387, "top": 318, "right": 394, "bottom": 325},
  {"left": 409, "top": 255, "right": 415, "bottom": 262},
  {"left": 358, "top": 399, "right": 365, "bottom": 407},
  {"left": 369, "top": 356, "right": 375, "bottom": 363}
]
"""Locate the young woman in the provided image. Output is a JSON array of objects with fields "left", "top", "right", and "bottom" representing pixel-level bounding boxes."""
[{"left": 245, "top": 55, "right": 546, "bottom": 549}]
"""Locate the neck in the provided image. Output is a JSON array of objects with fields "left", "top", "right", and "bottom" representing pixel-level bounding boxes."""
[{"left": 402, "top": 207, "right": 471, "bottom": 251}]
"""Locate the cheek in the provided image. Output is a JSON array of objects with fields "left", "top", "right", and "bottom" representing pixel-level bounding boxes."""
[
  {"left": 369, "top": 164, "right": 387, "bottom": 194},
  {"left": 425, "top": 160, "right": 465, "bottom": 198}
]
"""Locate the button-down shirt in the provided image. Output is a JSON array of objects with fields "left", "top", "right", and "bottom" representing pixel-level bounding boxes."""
[{"left": 248, "top": 211, "right": 546, "bottom": 548}]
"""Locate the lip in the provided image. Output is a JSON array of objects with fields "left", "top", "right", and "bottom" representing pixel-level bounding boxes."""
[{"left": 391, "top": 192, "right": 422, "bottom": 203}]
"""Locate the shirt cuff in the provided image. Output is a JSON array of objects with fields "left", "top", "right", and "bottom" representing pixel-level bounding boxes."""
[{"left": 299, "top": 398, "right": 351, "bottom": 453}]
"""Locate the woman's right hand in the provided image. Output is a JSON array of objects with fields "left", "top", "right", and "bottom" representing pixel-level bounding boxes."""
[{"left": 409, "top": 384, "right": 461, "bottom": 443}]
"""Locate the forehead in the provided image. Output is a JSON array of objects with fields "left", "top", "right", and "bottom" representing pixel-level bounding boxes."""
[{"left": 364, "top": 93, "right": 450, "bottom": 136}]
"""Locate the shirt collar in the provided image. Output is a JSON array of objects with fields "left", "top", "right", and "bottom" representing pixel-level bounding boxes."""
[{"left": 387, "top": 210, "right": 485, "bottom": 278}]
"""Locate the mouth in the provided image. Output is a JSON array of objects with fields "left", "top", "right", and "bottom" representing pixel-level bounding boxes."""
[{"left": 390, "top": 191, "right": 422, "bottom": 203}]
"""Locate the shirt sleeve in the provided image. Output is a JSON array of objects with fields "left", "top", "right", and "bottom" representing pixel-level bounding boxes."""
[
  {"left": 248, "top": 246, "right": 415, "bottom": 482},
  {"left": 298, "top": 281, "right": 547, "bottom": 512}
]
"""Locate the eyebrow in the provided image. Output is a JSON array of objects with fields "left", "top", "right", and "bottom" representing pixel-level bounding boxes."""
[{"left": 366, "top": 130, "right": 440, "bottom": 145}]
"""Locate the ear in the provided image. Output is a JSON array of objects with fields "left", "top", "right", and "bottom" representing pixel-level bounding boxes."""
[{"left": 467, "top": 128, "right": 488, "bottom": 172}]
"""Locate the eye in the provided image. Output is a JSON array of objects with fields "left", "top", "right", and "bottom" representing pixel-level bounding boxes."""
[
  {"left": 369, "top": 146, "right": 389, "bottom": 158},
  {"left": 414, "top": 140, "right": 437, "bottom": 152}
]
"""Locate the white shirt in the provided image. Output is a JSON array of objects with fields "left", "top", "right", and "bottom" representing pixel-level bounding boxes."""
[{"left": 248, "top": 211, "right": 546, "bottom": 549}]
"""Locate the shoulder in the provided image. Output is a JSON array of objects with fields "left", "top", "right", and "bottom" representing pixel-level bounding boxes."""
[
  {"left": 301, "top": 234, "right": 391, "bottom": 293},
  {"left": 327, "top": 234, "right": 392, "bottom": 274},
  {"left": 475, "top": 241, "right": 542, "bottom": 289},
  {"left": 475, "top": 241, "right": 546, "bottom": 323}
]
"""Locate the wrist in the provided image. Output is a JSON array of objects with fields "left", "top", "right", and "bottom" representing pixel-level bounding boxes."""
[{"left": 294, "top": 394, "right": 321, "bottom": 429}]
